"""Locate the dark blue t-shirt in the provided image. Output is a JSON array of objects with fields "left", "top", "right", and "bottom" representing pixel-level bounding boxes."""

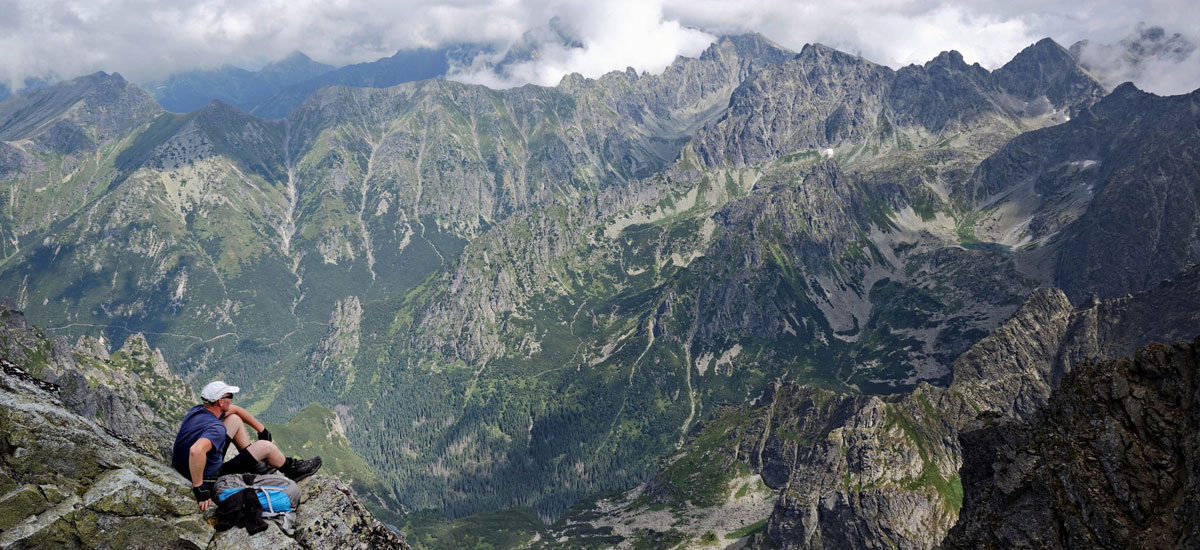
[{"left": 171, "top": 405, "right": 227, "bottom": 481}]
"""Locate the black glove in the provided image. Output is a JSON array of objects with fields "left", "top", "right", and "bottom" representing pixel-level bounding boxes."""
[
  {"left": 257, "top": 428, "right": 272, "bottom": 441},
  {"left": 193, "top": 486, "right": 212, "bottom": 502}
]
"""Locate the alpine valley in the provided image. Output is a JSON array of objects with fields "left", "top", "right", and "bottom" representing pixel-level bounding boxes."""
[{"left": 0, "top": 28, "right": 1198, "bottom": 550}]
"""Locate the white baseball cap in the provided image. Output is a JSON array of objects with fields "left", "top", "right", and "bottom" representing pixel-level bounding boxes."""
[{"left": 200, "top": 381, "right": 240, "bottom": 402}]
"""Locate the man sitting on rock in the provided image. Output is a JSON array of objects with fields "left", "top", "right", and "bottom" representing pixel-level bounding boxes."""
[{"left": 172, "top": 381, "right": 321, "bottom": 511}]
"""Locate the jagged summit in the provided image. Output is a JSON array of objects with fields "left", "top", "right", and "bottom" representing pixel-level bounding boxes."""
[
  {"left": 701, "top": 32, "right": 793, "bottom": 62},
  {"left": 992, "top": 37, "right": 1104, "bottom": 108},
  {"left": 796, "top": 42, "right": 883, "bottom": 67},
  {"left": 692, "top": 36, "right": 1106, "bottom": 166},
  {"left": 922, "top": 49, "right": 985, "bottom": 72}
]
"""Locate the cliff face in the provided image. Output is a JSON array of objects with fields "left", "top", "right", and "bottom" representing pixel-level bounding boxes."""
[{"left": 944, "top": 337, "right": 1200, "bottom": 549}]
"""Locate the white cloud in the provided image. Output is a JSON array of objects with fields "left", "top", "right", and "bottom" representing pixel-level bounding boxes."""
[
  {"left": 449, "top": 0, "right": 714, "bottom": 88},
  {"left": 0, "top": 0, "right": 1195, "bottom": 94},
  {"left": 1072, "top": 24, "right": 1200, "bottom": 95}
]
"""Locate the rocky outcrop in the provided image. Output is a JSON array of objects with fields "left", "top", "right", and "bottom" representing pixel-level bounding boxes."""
[
  {"left": 762, "top": 387, "right": 964, "bottom": 549},
  {"left": 0, "top": 357, "right": 407, "bottom": 550},
  {"left": 943, "top": 337, "right": 1200, "bottom": 549},
  {"left": 206, "top": 475, "right": 408, "bottom": 550},
  {"left": 948, "top": 288, "right": 1075, "bottom": 420},
  {"left": 0, "top": 302, "right": 194, "bottom": 457},
  {"left": 0, "top": 358, "right": 210, "bottom": 549},
  {"left": 308, "top": 295, "right": 363, "bottom": 391}
]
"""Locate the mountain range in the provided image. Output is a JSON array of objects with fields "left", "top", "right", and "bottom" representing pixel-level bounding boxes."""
[{"left": 0, "top": 27, "right": 1198, "bottom": 549}]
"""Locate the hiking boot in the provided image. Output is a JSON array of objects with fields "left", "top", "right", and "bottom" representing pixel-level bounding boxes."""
[{"left": 281, "top": 456, "right": 321, "bottom": 481}]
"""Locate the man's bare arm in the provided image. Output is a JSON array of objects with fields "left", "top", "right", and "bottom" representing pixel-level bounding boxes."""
[
  {"left": 228, "top": 405, "right": 265, "bottom": 433},
  {"left": 188, "top": 438, "right": 212, "bottom": 486},
  {"left": 189, "top": 438, "right": 214, "bottom": 511}
]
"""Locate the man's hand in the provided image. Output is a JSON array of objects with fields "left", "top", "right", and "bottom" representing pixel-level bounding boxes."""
[
  {"left": 257, "top": 428, "right": 272, "bottom": 442},
  {"left": 193, "top": 486, "right": 213, "bottom": 511}
]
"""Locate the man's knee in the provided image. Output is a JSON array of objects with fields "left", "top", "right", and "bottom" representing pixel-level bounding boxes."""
[
  {"left": 246, "top": 440, "right": 278, "bottom": 460},
  {"left": 222, "top": 415, "right": 244, "bottom": 433}
]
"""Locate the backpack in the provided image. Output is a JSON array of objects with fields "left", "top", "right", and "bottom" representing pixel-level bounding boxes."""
[{"left": 214, "top": 473, "right": 301, "bottom": 534}]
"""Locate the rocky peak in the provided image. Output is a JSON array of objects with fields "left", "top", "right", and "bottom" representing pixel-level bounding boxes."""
[
  {"left": 796, "top": 43, "right": 866, "bottom": 65},
  {"left": 889, "top": 48, "right": 996, "bottom": 131},
  {"left": 997, "top": 38, "right": 1075, "bottom": 74},
  {"left": 919, "top": 49, "right": 993, "bottom": 82},
  {"left": 991, "top": 37, "right": 1105, "bottom": 111},
  {"left": 1069, "top": 25, "right": 1196, "bottom": 93},
  {"left": 791, "top": 43, "right": 894, "bottom": 84},
  {"left": 1119, "top": 25, "right": 1194, "bottom": 59},
  {"left": 701, "top": 33, "right": 794, "bottom": 65},
  {"left": 926, "top": 50, "right": 968, "bottom": 69},
  {"left": 1091, "top": 81, "right": 1152, "bottom": 113},
  {"left": 127, "top": 97, "right": 286, "bottom": 180}
]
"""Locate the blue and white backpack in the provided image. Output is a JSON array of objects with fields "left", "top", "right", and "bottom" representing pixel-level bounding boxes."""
[{"left": 214, "top": 472, "right": 301, "bottom": 533}]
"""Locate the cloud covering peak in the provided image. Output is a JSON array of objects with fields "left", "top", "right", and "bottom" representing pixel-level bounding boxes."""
[{"left": 0, "top": 0, "right": 1195, "bottom": 95}]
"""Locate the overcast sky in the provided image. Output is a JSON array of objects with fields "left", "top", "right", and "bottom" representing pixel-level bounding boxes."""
[{"left": 0, "top": 0, "right": 1196, "bottom": 95}]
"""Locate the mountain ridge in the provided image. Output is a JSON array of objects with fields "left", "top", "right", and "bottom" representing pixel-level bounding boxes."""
[{"left": 146, "top": 52, "right": 336, "bottom": 114}]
